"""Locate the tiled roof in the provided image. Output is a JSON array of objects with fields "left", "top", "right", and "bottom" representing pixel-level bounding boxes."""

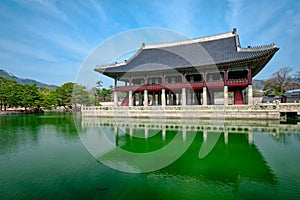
[{"left": 95, "top": 29, "right": 278, "bottom": 76}]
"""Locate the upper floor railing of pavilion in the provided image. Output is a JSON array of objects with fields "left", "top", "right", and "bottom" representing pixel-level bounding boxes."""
[{"left": 115, "top": 79, "right": 249, "bottom": 92}]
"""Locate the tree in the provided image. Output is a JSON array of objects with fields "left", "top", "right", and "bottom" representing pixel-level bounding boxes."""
[
  {"left": 96, "top": 85, "right": 114, "bottom": 102},
  {"left": 8, "top": 83, "right": 24, "bottom": 108},
  {"left": 0, "top": 77, "right": 17, "bottom": 110},
  {"left": 294, "top": 71, "right": 300, "bottom": 83},
  {"left": 253, "top": 88, "right": 263, "bottom": 97},
  {"left": 264, "top": 67, "right": 293, "bottom": 95},
  {"left": 54, "top": 82, "right": 74, "bottom": 110},
  {"left": 38, "top": 87, "right": 57, "bottom": 110},
  {"left": 292, "top": 71, "right": 300, "bottom": 89},
  {"left": 96, "top": 80, "right": 102, "bottom": 89},
  {"left": 0, "top": 77, "right": 104, "bottom": 112},
  {"left": 72, "top": 84, "right": 93, "bottom": 108},
  {"left": 20, "top": 84, "right": 42, "bottom": 111}
]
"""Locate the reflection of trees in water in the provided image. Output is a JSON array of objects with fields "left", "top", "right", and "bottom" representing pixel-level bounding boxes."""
[{"left": 0, "top": 113, "right": 77, "bottom": 155}]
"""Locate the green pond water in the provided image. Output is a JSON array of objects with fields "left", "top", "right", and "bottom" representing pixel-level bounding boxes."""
[{"left": 1, "top": 113, "right": 300, "bottom": 200}]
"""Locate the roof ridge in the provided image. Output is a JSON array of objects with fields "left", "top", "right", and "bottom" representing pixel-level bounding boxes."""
[
  {"left": 144, "top": 31, "right": 235, "bottom": 49},
  {"left": 95, "top": 61, "right": 126, "bottom": 71},
  {"left": 238, "top": 43, "right": 278, "bottom": 52}
]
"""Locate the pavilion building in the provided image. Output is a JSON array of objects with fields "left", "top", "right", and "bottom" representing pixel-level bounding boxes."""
[{"left": 95, "top": 29, "right": 278, "bottom": 107}]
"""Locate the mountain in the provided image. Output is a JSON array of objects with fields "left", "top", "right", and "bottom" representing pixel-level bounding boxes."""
[
  {"left": 0, "top": 69, "right": 57, "bottom": 89},
  {"left": 253, "top": 79, "right": 266, "bottom": 90}
]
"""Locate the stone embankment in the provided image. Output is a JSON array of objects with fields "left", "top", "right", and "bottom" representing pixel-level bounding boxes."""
[{"left": 81, "top": 103, "right": 300, "bottom": 120}]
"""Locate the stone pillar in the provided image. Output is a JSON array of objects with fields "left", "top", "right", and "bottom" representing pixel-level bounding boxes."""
[
  {"left": 224, "top": 85, "right": 228, "bottom": 105},
  {"left": 133, "top": 93, "right": 136, "bottom": 106},
  {"left": 130, "top": 127, "right": 133, "bottom": 138},
  {"left": 162, "top": 127, "right": 166, "bottom": 140},
  {"left": 173, "top": 93, "right": 177, "bottom": 105},
  {"left": 248, "top": 84, "right": 253, "bottom": 105},
  {"left": 210, "top": 92, "right": 215, "bottom": 105},
  {"left": 114, "top": 126, "right": 118, "bottom": 146},
  {"left": 182, "top": 88, "right": 186, "bottom": 106},
  {"left": 168, "top": 90, "right": 172, "bottom": 105},
  {"left": 182, "top": 126, "right": 186, "bottom": 142},
  {"left": 203, "top": 129, "right": 207, "bottom": 141},
  {"left": 224, "top": 129, "right": 228, "bottom": 145},
  {"left": 114, "top": 91, "right": 118, "bottom": 106},
  {"left": 203, "top": 87, "right": 207, "bottom": 105},
  {"left": 248, "top": 129, "right": 253, "bottom": 144},
  {"left": 158, "top": 91, "right": 162, "bottom": 105},
  {"left": 145, "top": 126, "right": 148, "bottom": 139},
  {"left": 187, "top": 89, "right": 191, "bottom": 105},
  {"left": 139, "top": 92, "right": 143, "bottom": 106},
  {"left": 152, "top": 91, "right": 156, "bottom": 105},
  {"left": 162, "top": 89, "right": 166, "bottom": 106},
  {"left": 129, "top": 90, "right": 133, "bottom": 107},
  {"left": 114, "top": 126, "right": 118, "bottom": 136},
  {"left": 197, "top": 91, "right": 201, "bottom": 105},
  {"left": 193, "top": 92, "right": 198, "bottom": 105},
  {"left": 144, "top": 90, "right": 148, "bottom": 107}
]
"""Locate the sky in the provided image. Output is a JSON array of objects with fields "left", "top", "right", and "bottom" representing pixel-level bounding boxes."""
[{"left": 0, "top": 0, "right": 299, "bottom": 87}]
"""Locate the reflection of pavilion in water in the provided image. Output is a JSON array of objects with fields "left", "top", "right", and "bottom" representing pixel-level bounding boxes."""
[
  {"left": 82, "top": 117, "right": 300, "bottom": 143},
  {"left": 79, "top": 118, "right": 297, "bottom": 187}
]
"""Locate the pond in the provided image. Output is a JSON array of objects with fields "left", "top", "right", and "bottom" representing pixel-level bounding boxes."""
[{"left": 1, "top": 113, "right": 300, "bottom": 199}]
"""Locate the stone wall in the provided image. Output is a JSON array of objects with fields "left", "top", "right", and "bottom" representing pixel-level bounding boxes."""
[{"left": 80, "top": 103, "right": 300, "bottom": 120}]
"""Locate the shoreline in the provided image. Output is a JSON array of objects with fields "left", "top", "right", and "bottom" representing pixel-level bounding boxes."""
[
  {"left": 0, "top": 109, "right": 70, "bottom": 116},
  {"left": 0, "top": 110, "right": 39, "bottom": 115}
]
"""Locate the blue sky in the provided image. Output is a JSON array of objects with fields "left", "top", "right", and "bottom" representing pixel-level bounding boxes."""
[{"left": 0, "top": 0, "right": 299, "bottom": 87}]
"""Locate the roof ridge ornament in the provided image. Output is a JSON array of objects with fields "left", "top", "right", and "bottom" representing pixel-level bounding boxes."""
[{"left": 232, "top": 28, "right": 237, "bottom": 34}]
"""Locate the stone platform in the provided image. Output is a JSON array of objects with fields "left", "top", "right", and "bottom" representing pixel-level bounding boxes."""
[{"left": 81, "top": 103, "right": 300, "bottom": 120}]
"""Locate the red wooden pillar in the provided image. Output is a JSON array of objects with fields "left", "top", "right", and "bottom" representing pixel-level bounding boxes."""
[
  {"left": 203, "top": 71, "right": 207, "bottom": 86},
  {"left": 114, "top": 78, "right": 117, "bottom": 89},
  {"left": 129, "top": 75, "right": 132, "bottom": 86},
  {"left": 181, "top": 73, "right": 185, "bottom": 84},
  {"left": 248, "top": 68, "right": 252, "bottom": 85},
  {"left": 144, "top": 75, "right": 147, "bottom": 85}
]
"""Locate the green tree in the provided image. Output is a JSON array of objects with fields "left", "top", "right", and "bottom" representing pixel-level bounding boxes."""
[
  {"left": 54, "top": 82, "right": 74, "bottom": 110},
  {"left": 8, "top": 83, "right": 24, "bottom": 108},
  {"left": 96, "top": 85, "right": 114, "bottom": 103},
  {"left": 0, "top": 77, "right": 17, "bottom": 111},
  {"left": 72, "top": 84, "right": 93, "bottom": 108},
  {"left": 38, "top": 87, "right": 57, "bottom": 110},
  {"left": 20, "top": 84, "right": 42, "bottom": 111}
]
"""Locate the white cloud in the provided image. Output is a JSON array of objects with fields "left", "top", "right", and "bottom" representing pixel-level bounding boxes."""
[
  {"left": 225, "top": 0, "right": 244, "bottom": 29},
  {"left": 12, "top": 0, "right": 73, "bottom": 27},
  {"left": 0, "top": 39, "right": 59, "bottom": 62}
]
